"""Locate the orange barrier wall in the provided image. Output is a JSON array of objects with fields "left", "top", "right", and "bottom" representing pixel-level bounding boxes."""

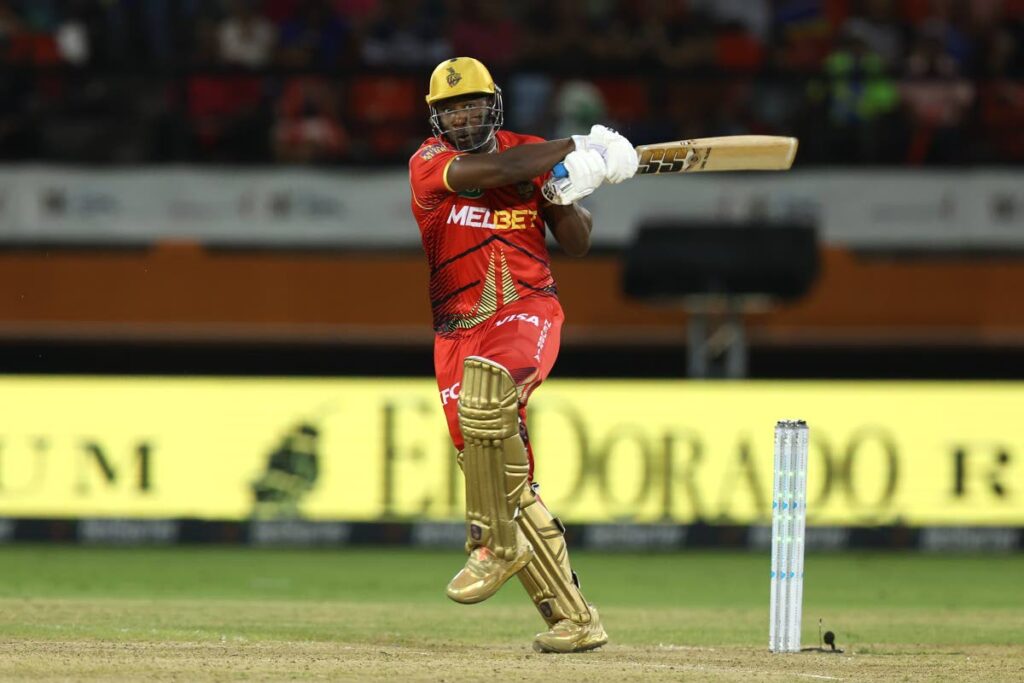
[{"left": 2, "top": 245, "right": 1022, "bottom": 346}]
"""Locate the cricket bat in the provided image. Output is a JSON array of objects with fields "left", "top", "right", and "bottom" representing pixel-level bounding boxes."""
[{"left": 551, "top": 135, "right": 799, "bottom": 179}]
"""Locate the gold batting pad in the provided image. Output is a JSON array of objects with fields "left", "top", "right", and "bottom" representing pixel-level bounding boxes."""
[
  {"left": 458, "top": 356, "right": 530, "bottom": 561},
  {"left": 515, "top": 485, "right": 592, "bottom": 626}
]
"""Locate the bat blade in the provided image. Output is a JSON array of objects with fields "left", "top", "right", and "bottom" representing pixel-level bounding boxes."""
[
  {"left": 637, "top": 135, "right": 798, "bottom": 175},
  {"left": 549, "top": 135, "right": 798, "bottom": 180}
]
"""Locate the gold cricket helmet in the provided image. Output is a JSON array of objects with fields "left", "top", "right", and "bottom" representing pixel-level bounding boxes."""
[
  {"left": 426, "top": 57, "right": 504, "bottom": 152},
  {"left": 425, "top": 57, "right": 496, "bottom": 104}
]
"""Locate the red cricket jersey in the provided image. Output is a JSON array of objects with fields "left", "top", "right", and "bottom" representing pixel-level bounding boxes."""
[{"left": 408, "top": 130, "right": 558, "bottom": 336}]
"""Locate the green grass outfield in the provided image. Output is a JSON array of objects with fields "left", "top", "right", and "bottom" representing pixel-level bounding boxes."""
[{"left": 1, "top": 546, "right": 1022, "bottom": 681}]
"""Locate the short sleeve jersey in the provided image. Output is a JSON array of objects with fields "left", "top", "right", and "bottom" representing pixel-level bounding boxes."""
[{"left": 409, "top": 130, "right": 557, "bottom": 336}]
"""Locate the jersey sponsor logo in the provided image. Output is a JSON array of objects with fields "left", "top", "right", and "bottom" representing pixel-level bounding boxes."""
[
  {"left": 447, "top": 205, "right": 537, "bottom": 231},
  {"left": 534, "top": 319, "right": 552, "bottom": 361},
  {"left": 495, "top": 313, "right": 544, "bottom": 328},
  {"left": 458, "top": 188, "right": 483, "bottom": 199},
  {"left": 440, "top": 381, "right": 460, "bottom": 406},
  {"left": 419, "top": 144, "right": 447, "bottom": 161}
]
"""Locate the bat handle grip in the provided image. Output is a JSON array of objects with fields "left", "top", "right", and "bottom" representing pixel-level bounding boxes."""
[{"left": 551, "top": 162, "right": 568, "bottom": 180}]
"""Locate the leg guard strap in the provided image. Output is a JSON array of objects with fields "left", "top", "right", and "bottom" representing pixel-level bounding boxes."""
[{"left": 516, "top": 484, "right": 592, "bottom": 626}]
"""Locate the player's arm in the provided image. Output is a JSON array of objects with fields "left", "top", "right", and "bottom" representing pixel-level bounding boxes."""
[
  {"left": 445, "top": 139, "right": 575, "bottom": 192},
  {"left": 544, "top": 202, "right": 592, "bottom": 258}
]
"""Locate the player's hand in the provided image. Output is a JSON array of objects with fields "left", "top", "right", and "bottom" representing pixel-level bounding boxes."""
[
  {"left": 588, "top": 125, "right": 638, "bottom": 184},
  {"left": 542, "top": 149, "right": 607, "bottom": 205},
  {"left": 571, "top": 131, "right": 607, "bottom": 161}
]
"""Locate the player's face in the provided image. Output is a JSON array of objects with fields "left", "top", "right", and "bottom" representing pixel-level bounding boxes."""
[{"left": 436, "top": 95, "right": 495, "bottom": 151}]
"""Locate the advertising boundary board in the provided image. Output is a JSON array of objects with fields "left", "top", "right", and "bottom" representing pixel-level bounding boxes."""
[{"left": 0, "top": 377, "right": 1021, "bottom": 526}]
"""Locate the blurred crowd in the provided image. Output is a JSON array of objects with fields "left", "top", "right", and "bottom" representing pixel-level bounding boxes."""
[{"left": 0, "top": 0, "right": 1022, "bottom": 165}]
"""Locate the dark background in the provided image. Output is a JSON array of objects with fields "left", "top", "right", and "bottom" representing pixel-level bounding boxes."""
[{"left": 1, "top": 0, "right": 1023, "bottom": 379}]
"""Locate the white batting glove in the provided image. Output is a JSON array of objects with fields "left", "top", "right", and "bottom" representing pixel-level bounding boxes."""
[
  {"left": 541, "top": 149, "right": 607, "bottom": 205},
  {"left": 571, "top": 133, "right": 607, "bottom": 157},
  {"left": 588, "top": 124, "right": 638, "bottom": 184}
]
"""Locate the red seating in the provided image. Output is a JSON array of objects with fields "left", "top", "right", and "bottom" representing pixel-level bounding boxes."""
[
  {"left": 593, "top": 79, "right": 650, "bottom": 124},
  {"left": 350, "top": 76, "right": 418, "bottom": 123}
]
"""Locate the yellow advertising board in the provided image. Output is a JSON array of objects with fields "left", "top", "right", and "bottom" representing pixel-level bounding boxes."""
[{"left": 0, "top": 377, "right": 1020, "bottom": 525}]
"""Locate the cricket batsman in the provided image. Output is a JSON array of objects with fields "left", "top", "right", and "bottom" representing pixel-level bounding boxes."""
[{"left": 408, "top": 57, "right": 638, "bottom": 653}]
